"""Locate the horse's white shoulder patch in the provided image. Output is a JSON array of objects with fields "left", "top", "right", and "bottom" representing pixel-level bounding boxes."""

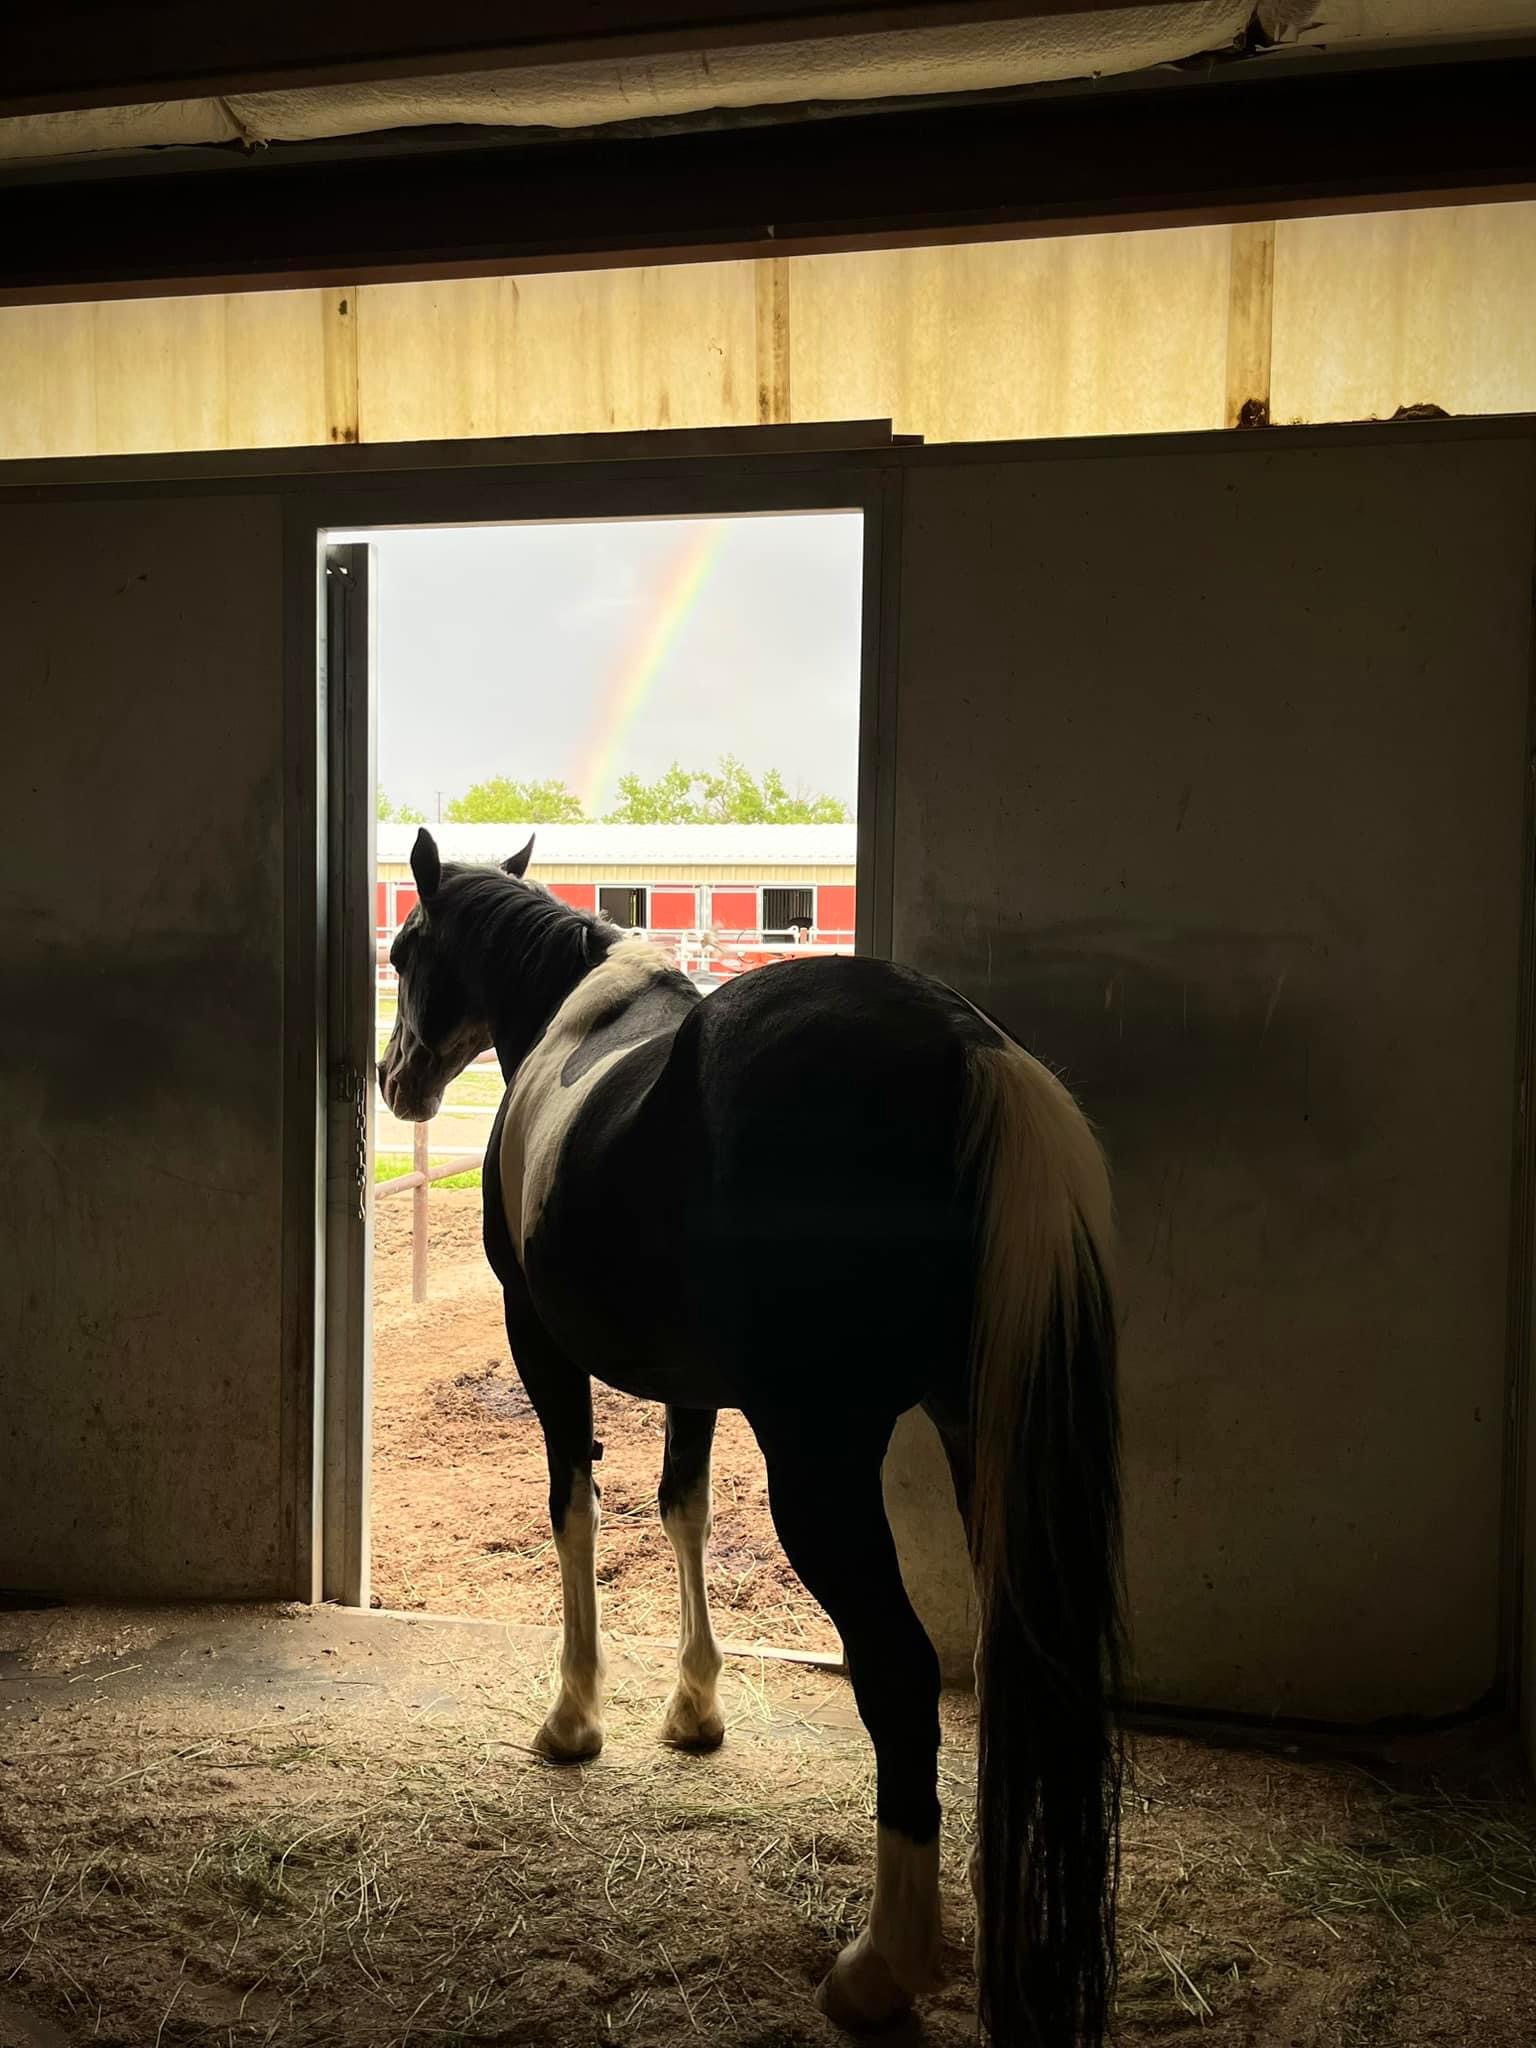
[
  {"left": 556, "top": 939, "right": 671, "bottom": 1036},
  {"left": 499, "top": 940, "right": 676, "bottom": 1260}
]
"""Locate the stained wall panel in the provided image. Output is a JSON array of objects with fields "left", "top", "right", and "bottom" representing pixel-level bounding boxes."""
[
  {"left": 3, "top": 206, "right": 1533, "bottom": 461},
  {"left": 888, "top": 430, "right": 1536, "bottom": 1719},
  {"left": 356, "top": 266, "right": 759, "bottom": 443},
  {"left": 788, "top": 229, "right": 1233, "bottom": 441},
  {"left": 0, "top": 494, "right": 293, "bottom": 1596},
  {"left": 0, "top": 301, "right": 99, "bottom": 457},
  {"left": 1272, "top": 204, "right": 1536, "bottom": 424},
  {"left": 0, "top": 291, "right": 340, "bottom": 457}
]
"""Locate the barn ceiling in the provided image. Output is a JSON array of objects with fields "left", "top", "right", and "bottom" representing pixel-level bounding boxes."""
[
  {"left": 3, "top": 1, "right": 1535, "bottom": 165},
  {"left": 3, "top": 4, "right": 1532, "bottom": 304}
]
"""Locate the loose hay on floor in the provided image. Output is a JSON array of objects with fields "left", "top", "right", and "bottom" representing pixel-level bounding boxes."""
[{"left": 1, "top": 1604, "right": 1533, "bottom": 2047}]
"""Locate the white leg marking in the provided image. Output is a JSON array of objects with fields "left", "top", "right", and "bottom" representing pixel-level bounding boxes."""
[
  {"left": 817, "top": 1825, "right": 945, "bottom": 2028},
  {"left": 535, "top": 1473, "right": 606, "bottom": 1762},
  {"left": 660, "top": 1485, "right": 725, "bottom": 1751}
]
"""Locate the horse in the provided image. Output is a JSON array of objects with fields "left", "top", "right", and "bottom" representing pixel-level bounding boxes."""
[{"left": 378, "top": 826, "right": 1124, "bottom": 2046}]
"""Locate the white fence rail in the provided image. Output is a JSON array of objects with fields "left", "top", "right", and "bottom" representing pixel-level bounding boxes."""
[{"left": 376, "top": 923, "right": 855, "bottom": 994}]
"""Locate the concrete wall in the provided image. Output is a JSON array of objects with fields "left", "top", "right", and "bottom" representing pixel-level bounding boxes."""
[
  {"left": 884, "top": 431, "right": 1536, "bottom": 1721},
  {"left": 0, "top": 495, "right": 296, "bottom": 1596},
  {"left": 1528, "top": 1257, "right": 1536, "bottom": 1763}
]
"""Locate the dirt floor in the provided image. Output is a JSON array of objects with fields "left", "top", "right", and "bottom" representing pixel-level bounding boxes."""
[
  {"left": 371, "top": 1190, "right": 836, "bottom": 1651},
  {"left": 1, "top": 1603, "right": 1533, "bottom": 2048}
]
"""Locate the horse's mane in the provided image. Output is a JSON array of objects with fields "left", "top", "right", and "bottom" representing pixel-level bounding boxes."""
[{"left": 439, "top": 862, "right": 616, "bottom": 1026}]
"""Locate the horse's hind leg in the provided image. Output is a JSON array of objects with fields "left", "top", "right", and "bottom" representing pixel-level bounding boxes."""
[
  {"left": 505, "top": 1299, "right": 605, "bottom": 1762},
  {"left": 750, "top": 1409, "right": 945, "bottom": 2030},
  {"left": 924, "top": 1384, "right": 982, "bottom": 1965},
  {"left": 923, "top": 1382, "right": 973, "bottom": 1529},
  {"left": 658, "top": 1405, "right": 725, "bottom": 1752}
]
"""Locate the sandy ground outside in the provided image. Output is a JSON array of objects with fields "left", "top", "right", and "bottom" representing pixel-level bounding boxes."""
[{"left": 371, "top": 1188, "right": 837, "bottom": 1652}]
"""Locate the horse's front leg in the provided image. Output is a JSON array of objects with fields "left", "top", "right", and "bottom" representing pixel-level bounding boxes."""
[
  {"left": 658, "top": 1405, "right": 725, "bottom": 1751},
  {"left": 505, "top": 1301, "right": 606, "bottom": 1762}
]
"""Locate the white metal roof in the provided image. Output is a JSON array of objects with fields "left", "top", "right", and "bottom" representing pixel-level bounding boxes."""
[{"left": 376, "top": 822, "right": 857, "bottom": 869}]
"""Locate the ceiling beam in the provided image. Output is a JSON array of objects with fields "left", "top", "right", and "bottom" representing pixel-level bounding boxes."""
[
  {"left": 1, "top": 3, "right": 1213, "bottom": 118},
  {"left": 3, "top": 55, "right": 1533, "bottom": 307}
]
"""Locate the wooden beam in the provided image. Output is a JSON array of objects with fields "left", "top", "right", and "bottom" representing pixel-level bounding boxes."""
[
  {"left": 754, "top": 260, "right": 793, "bottom": 426},
  {"left": 1224, "top": 221, "right": 1275, "bottom": 428},
  {"left": 322, "top": 288, "right": 361, "bottom": 446},
  {"left": 0, "top": 3, "right": 1223, "bottom": 118},
  {"left": 2, "top": 57, "right": 1534, "bottom": 307}
]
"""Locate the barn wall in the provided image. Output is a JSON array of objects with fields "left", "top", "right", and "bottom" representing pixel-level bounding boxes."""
[
  {"left": 1271, "top": 208, "right": 1536, "bottom": 425},
  {"left": 1528, "top": 1297, "right": 1536, "bottom": 1760},
  {"left": 787, "top": 228, "right": 1232, "bottom": 440},
  {"left": 0, "top": 495, "right": 295, "bottom": 1597},
  {"left": 2, "top": 204, "right": 1533, "bottom": 459},
  {"left": 357, "top": 268, "right": 758, "bottom": 443},
  {"left": 885, "top": 430, "right": 1536, "bottom": 1721}
]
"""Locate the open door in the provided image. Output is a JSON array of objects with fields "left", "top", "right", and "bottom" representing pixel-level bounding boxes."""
[
  {"left": 320, "top": 485, "right": 880, "bottom": 1649},
  {"left": 322, "top": 541, "right": 375, "bottom": 1606}
]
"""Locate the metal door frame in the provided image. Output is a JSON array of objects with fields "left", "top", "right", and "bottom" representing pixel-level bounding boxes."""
[{"left": 292, "top": 424, "right": 905, "bottom": 1604}]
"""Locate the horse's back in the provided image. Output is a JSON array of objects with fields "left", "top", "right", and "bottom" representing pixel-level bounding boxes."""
[{"left": 526, "top": 956, "right": 1002, "bottom": 1409}]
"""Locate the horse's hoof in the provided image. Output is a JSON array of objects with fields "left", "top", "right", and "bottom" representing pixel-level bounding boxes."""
[
  {"left": 815, "top": 1939, "right": 916, "bottom": 2033},
  {"left": 661, "top": 1689, "right": 725, "bottom": 1752},
  {"left": 533, "top": 1711, "right": 603, "bottom": 1763}
]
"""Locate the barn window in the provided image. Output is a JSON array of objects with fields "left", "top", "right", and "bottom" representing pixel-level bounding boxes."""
[
  {"left": 762, "top": 887, "right": 815, "bottom": 937},
  {"left": 599, "top": 885, "right": 649, "bottom": 929}
]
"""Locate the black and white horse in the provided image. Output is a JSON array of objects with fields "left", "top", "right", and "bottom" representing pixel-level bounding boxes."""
[{"left": 379, "top": 828, "right": 1123, "bottom": 2046}]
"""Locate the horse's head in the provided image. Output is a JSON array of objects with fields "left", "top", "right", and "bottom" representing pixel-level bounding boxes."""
[{"left": 377, "top": 827, "right": 535, "bottom": 1120}]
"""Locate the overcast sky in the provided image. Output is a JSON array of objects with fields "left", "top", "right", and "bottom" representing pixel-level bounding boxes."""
[{"left": 357, "top": 513, "right": 863, "bottom": 820}]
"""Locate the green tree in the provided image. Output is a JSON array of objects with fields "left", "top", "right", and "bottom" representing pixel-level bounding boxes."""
[
  {"left": 604, "top": 755, "right": 849, "bottom": 825},
  {"left": 698, "top": 754, "right": 848, "bottom": 824},
  {"left": 444, "top": 776, "right": 587, "bottom": 824},
  {"left": 377, "top": 788, "right": 426, "bottom": 824},
  {"left": 604, "top": 763, "right": 703, "bottom": 824}
]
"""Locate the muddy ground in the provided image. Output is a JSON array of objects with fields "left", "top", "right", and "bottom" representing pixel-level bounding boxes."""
[
  {"left": 1, "top": 1602, "right": 1532, "bottom": 2048},
  {"left": 371, "top": 1189, "right": 836, "bottom": 1651}
]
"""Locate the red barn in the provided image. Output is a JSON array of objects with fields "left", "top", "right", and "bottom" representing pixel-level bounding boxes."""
[{"left": 376, "top": 822, "right": 857, "bottom": 985}]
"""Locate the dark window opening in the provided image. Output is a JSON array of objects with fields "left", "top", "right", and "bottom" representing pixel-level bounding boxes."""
[
  {"left": 599, "top": 885, "right": 649, "bottom": 929},
  {"left": 762, "top": 886, "right": 815, "bottom": 938}
]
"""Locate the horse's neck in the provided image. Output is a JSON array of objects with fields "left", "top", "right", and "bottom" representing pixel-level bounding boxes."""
[{"left": 486, "top": 944, "right": 605, "bottom": 1083}]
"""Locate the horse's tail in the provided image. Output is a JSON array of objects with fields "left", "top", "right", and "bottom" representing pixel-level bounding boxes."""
[{"left": 962, "top": 1040, "right": 1123, "bottom": 2047}]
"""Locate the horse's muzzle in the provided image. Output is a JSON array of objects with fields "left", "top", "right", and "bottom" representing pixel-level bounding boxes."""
[{"left": 378, "top": 1054, "right": 442, "bottom": 1124}]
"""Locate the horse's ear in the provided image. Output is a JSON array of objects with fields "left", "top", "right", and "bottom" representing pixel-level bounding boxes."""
[
  {"left": 410, "top": 827, "right": 442, "bottom": 901},
  {"left": 502, "top": 835, "right": 535, "bottom": 879}
]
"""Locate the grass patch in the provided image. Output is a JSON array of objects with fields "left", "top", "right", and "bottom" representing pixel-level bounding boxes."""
[
  {"left": 444, "top": 1068, "right": 507, "bottom": 1109},
  {"left": 374, "top": 1155, "right": 481, "bottom": 1191}
]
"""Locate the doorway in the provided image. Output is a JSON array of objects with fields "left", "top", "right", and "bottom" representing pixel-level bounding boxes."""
[{"left": 327, "top": 507, "right": 869, "bottom": 1651}]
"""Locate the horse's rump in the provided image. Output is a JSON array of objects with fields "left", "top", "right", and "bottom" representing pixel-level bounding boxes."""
[{"left": 524, "top": 955, "right": 1003, "bottom": 1409}]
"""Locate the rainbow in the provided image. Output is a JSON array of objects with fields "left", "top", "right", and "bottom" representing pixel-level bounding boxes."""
[{"left": 575, "top": 523, "right": 727, "bottom": 816}]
